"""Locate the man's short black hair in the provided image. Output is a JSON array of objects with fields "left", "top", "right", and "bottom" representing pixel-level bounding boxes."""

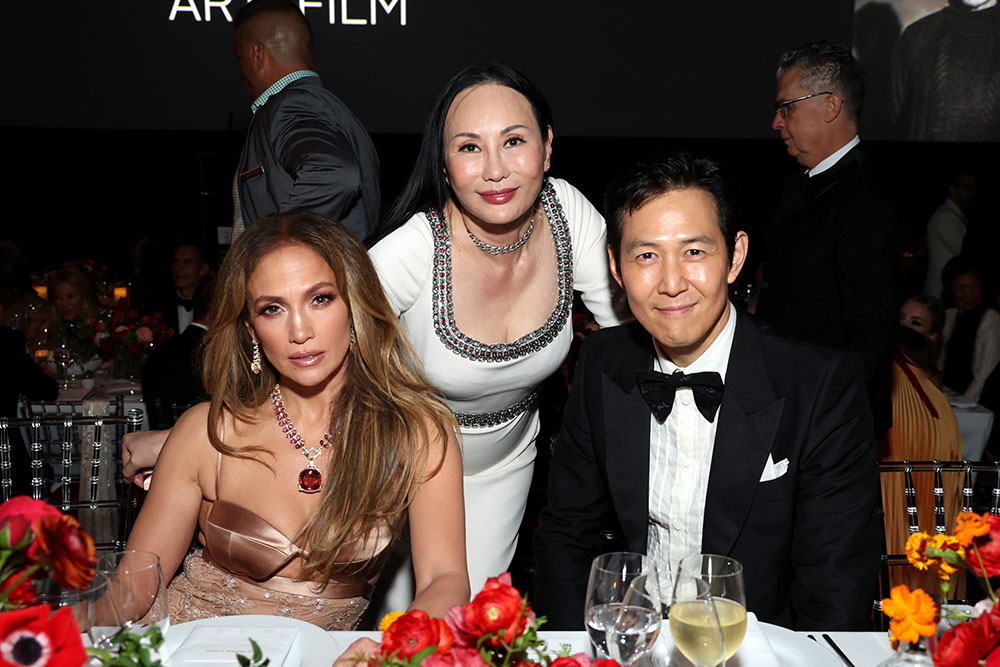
[{"left": 604, "top": 151, "right": 738, "bottom": 263}]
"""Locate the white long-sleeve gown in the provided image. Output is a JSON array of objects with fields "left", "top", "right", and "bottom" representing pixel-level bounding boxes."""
[{"left": 370, "top": 178, "right": 622, "bottom": 591}]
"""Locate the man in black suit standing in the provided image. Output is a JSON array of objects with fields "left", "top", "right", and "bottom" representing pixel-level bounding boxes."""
[
  {"left": 533, "top": 153, "right": 879, "bottom": 631},
  {"left": 756, "top": 40, "right": 897, "bottom": 436},
  {"left": 233, "top": 0, "right": 380, "bottom": 239}
]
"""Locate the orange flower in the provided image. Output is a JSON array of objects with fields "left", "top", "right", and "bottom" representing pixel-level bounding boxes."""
[
  {"left": 929, "top": 534, "right": 965, "bottom": 581},
  {"left": 906, "top": 532, "right": 935, "bottom": 571},
  {"left": 882, "top": 585, "right": 938, "bottom": 645},
  {"left": 380, "top": 611, "right": 405, "bottom": 633},
  {"left": 32, "top": 515, "right": 96, "bottom": 591},
  {"left": 955, "top": 512, "right": 991, "bottom": 547}
]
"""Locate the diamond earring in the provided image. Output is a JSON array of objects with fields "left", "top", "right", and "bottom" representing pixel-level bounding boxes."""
[{"left": 250, "top": 339, "right": 262, "bottom": 375}]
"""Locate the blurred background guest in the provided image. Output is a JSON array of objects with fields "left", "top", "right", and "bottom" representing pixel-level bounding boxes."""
[
  {"left": 880, "top": 295, "right": 962, "bottom": 594},
  {"left": 923, "top": 171, "right": 976, "bottom": 298},
  {"left": 142, "top": 276, "right": 214, "bottom": 430},
  {"left": 151, "top": 242, "right": 211, "bottom": 335},
  {"left": 940, "top": 256, "right": 999, "bottom": 403},
  {"left": 0, "top": 287, "right": 58, "bottom": 496},
  {"left": 369, "top": 63, "right": 624, "bottom": 593},
  {"left": 48, "top": 266, "right": 98, "bottom": 324}
]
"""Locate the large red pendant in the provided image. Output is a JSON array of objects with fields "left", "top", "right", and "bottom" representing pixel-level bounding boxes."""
[{"left": 298, "top": 465, "right": 323, "bottom": 493}]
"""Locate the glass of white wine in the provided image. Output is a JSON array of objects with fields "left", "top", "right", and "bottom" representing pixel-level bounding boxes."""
[
  {"left": 669, "top": 574, "right": 726, "bottom": 667},
  {"left": 677, "top": 554, "right": 747, "bottom": 662},
  {"left": 584, "top": 552, "right": 661, "bottom": 665}
]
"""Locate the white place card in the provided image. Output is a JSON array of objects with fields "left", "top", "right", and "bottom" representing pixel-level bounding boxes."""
[{"left": 170, "top": 625, "right": 299, "bottom": 666}]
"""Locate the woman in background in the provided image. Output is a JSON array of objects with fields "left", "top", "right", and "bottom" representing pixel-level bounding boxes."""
[
  {"left": 939, "top": 256, "right": 999, "bottom": 403},
  {"left": 48, "top": 267, "right": 98, "bottom": 324},
  {"left": 369, "top": 63, "right": 623, "bottom": 590},
  {"left": 881, "top": 294, "right": 962, "bottom": 595}
]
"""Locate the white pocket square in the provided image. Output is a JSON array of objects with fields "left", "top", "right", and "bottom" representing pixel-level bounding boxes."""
[{"left": 759, "top": 455, "right": 789, "bottom": 482}]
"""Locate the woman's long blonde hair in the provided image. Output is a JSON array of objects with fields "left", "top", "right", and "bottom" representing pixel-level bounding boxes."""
[{"left": 201, "top": 212, "right": 455, "bottom": 579}]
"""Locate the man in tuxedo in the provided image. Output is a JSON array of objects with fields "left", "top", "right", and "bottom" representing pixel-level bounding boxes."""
[
  {"left": 755, "top": 40, "right": 896, "bottom": 437},
  {"left": 151, "top": 243, "right": 210, "bottom": 335},
  {"left": 232, "top": 0, "right": 380, "bottom": 239},
  {"left": 533, "top": 152, "right": 879, "bottom": 631}
]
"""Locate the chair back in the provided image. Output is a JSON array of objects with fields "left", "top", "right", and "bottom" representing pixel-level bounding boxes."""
[
  {"left": 875, "top": 459, "right": 1000, "bottom": 627},
  {"left": 0, "top": 409, "right": 144, "bottom": 552}
]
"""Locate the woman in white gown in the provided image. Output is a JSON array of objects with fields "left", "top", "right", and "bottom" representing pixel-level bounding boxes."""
[{"left": 369, "top": 64, "right": 623, "bottom": 591}]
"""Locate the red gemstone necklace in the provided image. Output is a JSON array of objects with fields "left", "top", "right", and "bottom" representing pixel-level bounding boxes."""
[{"left": 271, "top": 384, "right": 335, "bottom": 494}]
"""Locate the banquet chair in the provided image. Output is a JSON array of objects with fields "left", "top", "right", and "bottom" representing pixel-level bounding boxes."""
[
  {"left": 875, "top": 459, "right": 1000, "bottom": 628},
  {"left": 0, "top": 408, "right": 144, "bottom": 552}
]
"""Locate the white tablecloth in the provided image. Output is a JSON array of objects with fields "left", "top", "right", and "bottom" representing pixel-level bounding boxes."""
[
  {"left": 331, "top": 629, "right": 896, "bottom": 667},
  {"left": 947, "top": 390, "right": 995, "bottom": 461}
]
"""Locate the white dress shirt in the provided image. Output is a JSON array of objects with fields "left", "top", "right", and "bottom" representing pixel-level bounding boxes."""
[
  {"left": 647, "top": 303, "right": 737, "bottom": 592},
  {"left": 808, "top": 135, "right": 860, "bottom": 178}
]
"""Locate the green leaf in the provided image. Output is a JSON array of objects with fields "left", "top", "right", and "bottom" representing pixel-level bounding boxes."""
[
  {"left": 251, "top": 638, "right": 263, "bottom": 662},
  {"left": 237, "top": 655, "right": 251, "bottom": 667}
]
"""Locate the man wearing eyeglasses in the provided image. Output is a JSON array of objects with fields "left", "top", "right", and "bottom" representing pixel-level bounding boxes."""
[{"left": 756, "top": 40, "right": 897, "bottom": 438}]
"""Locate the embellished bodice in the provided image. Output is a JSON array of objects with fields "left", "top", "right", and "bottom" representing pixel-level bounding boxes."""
[{"left": 369, "top": 177, "right": 623, "bottom": 475}]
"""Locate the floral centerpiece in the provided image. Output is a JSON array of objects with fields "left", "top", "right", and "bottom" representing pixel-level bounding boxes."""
[
  {"left": 91, "top": 300, "right": 173, "bottom": 379},
  {"left": 0, "top": 496, "right": 97, "bottom": 666},
  {"left": 374, "top": 574, "right": 618, "bottom": 667},
  {"left": 881, "top": 511, "right": 1000, "bottom": 665}
]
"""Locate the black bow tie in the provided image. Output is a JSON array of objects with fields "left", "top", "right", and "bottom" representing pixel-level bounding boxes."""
[
  {"left": 178, "top": 298, "right": 193, "bottom": 312},
  {"left": 636, "top": 369, "right": 724, "bottom": 423}
]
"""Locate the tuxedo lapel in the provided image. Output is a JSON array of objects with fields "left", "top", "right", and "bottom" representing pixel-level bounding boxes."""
[
  {"left": 601, "top": 323, "right": 656, "bottom": 553},
  {"left": 703, "top": 314, "right": 785, "bottom": 556}
]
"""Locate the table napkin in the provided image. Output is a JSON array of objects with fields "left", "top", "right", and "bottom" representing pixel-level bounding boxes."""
[
  {"left": 170, "top": 625, "right": 299, "bottom": 666},
  {"left": 651, "top": 611, "right": 778, "bottom": 667}
]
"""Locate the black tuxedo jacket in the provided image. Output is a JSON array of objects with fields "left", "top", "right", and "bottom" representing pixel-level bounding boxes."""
[
  {"left": 532, "top": 312, "right": 880, "bottom": 631},
  {"left": 756, "top": 145, "right": 897, "bottom": 435},
  {"left": 238, "top": 75, "right": 380, "bottom": 240}
]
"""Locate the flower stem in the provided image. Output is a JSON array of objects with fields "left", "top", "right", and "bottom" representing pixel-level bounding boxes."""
[{"left": 973, "top": 542, "right": 998, "bottom": 602}]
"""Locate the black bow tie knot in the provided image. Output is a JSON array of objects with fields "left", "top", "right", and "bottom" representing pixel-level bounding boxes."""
[
  {"left": 636, "top": 369, "right": 724, "bottom": 423},
  {"left": 178, "top": 298, "right": 194, "bottom": 312}
]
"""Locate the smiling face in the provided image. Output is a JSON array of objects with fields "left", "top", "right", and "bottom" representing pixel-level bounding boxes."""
[
  {"left": 900, "top": 300, "right": 936, "bottom": 339},
  {"left": 609, "top": 188, "right": 747, "bottom": 367},
  {"left": 246, "top": 244, "right": 351, "bottom": 391},
  {"left": 771, "top": 68, "right": 832, "bottom": 169},
  {"left": 443, "top": 83, "right": 552, "bottom": 229},
  {"left": 53, "top": 283, "right": 83, "bottom": 322},
  {"left": 950, "top": 271, "right": 984, "bottom": 313}
]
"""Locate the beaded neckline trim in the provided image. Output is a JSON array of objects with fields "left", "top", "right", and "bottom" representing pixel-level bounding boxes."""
[{"left": 426, "top": 179, "right": 574, "bottom": 363}]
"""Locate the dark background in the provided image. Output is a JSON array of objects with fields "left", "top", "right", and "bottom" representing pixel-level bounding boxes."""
[{"left": 2, "top": 0, "right": 995, "bottom": 297}]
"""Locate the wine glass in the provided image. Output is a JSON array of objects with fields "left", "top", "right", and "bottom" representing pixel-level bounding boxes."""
[
  {"left": 584, "top": 552, "right": 661, "bottom": 665},
  {"left": 669, "top": 574, "right": 726, "bottom": 667},
  {"left": 677, "top": 554, "right": 747, "bottom": 662},
  {"left": 55, "top": 343, "right": 74, "bottom": 390},
  {"left": 89, "top": 550, "right": 169, "bottom": 648},
  {"left": 35, "top": 574, "right": 109, "bottom": 631}
]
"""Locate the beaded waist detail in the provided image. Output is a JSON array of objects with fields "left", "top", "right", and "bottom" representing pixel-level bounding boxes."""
[{"left": 455, "top": 390, "right": 539, "bottom": 429}]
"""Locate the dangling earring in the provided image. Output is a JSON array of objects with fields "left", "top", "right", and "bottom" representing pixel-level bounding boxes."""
[
  {"left": 349, "top": 323, "right": 357, "bottom": 349},
  {"left": 544, "top": 160, "right": 551, "bottom": 171},
  {"left": 250, "top": 339, "right": 262, "bottom": 375},
  {"left": 444, "top": 174, "right": 450, "bottom": 185}
]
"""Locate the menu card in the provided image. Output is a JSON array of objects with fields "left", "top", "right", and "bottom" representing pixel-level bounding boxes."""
[{"left": 170, "top": 625, "right": 300, "bottom": 666}]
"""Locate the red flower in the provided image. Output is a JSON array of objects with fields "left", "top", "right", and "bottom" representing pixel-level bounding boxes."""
[
  {"left": 447, "top": 573, "right": 531, "bottom": 648},
  {"left": 381, "top": 610, "right": 454, "bottom": 660},
  {"left": 967, "top": 514, "right": 1000, "bottom": 578},
  {"left": 0, "top": 605, "right": 86, "bottom": 667},
  {"left": 0, "top": 517, "right": 31, "bottom": 552},
  {"left": 551, "top": 654, "right": 595, "bottom": 667},
  {"left": 0, "top": 571, "right": 37, "bottom": 607},
  {"left": 422, "top": 647, "right": 485, "bottom": 667},
  {"left": 987, "top": 647, "right": 1000, "bottom": 667},
  {"left": 935, "top": 611, "right": 1000, "bottom": 666},
  {"left": 0, "top": 498, "right": 59, "bottom": 560},
  {"left": 32, "top": 515, "right": 96, "bottom": 591}
]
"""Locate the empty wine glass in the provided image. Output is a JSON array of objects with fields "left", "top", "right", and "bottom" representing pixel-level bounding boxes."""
[
  {"left": 55, "top": 343, "right": 74, "bottom": 390},
  {"left": 677, "top": 554, "right": 747, "bottom": 661},
  {"left": 89, "top": 550, "right": 169, "bottom": 648},
  {"left": 669, "top": 574, "right": 726, "bottom": 667},
  {"left": 584, "top": 552, "right": 661, "bottom": 665}
]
